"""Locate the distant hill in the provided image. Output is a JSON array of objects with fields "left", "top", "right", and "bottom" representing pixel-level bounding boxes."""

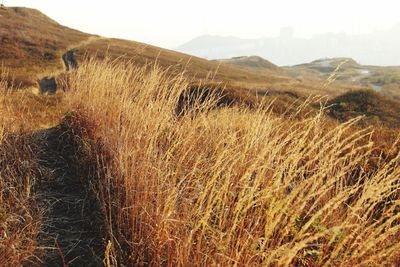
[
  {"left": 285, "top": 57, "right": 400, "bottom": 100},
  {"left": 1, "top": 6, "right": 367, "bottom": 98},
  {"left": 295, "top": 58, "right": 360, "bottom": 73},
  {"left": 176, "top": 28, "right": 400, "bottom": 66},
  {"left": 285, "top": 57, "right": 363, "bottom": 80},
  {"left": 216, "top": 56, "right": 279, "bottom": 71},
  {"left": 0, "top": 7, "right": 291, "bottom": 89}
]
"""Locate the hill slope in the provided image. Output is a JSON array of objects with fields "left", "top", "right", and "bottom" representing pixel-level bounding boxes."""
[
  {"left": 216, "top": 56, "right": 279, "bottom": 71},
  {"left": 0, "top": 7, "right": 90, "bottom": 86},
  {"left": 1, "top": 7, "right": 400, "bottom": 266},
  {"left": 327, "top": 90, "right": 400, "bottom": 128},
  {"left": 0, "top": 6, "right": 363, "bottom": 97},
  {"left": 286, "top": 57, "right": 400, "bottom": 99},
  {"left": 0, "top": 6, "right": 291, "bottom": 89}
]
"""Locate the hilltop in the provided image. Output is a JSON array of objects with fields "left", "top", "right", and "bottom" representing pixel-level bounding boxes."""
[
  {"left": 0, "top": 6, "right": 89, "bottom": 86},
  {"left": 0, "top": 6, "right": 363, "bottom": 97},
  {"left": 0, "top": 7, "right": 289, "bottom": 89},
  {"left": 286, "top": 57, "right": 400, "bottom": 100},
  {"left": 216, "top": 56, "right": 279, "bottom": 71}
]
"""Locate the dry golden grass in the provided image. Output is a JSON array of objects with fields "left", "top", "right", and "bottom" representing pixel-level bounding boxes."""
[
  {"left": 60, "top": 58, "right": 400, "bottom": 266},
  {"left": 0, "top": 76, "right": 43, "bottom": 266},
  {"left": 0, "top": 131, "right": 43, "bottom": 267},
  {"left": 327, "top": 89, "right": 400, "bottom": 128},
  {"left": 0, "top": 6, "right": 89, "bottom": 87},
  {"left": 0, "top": 57, "right": 399, "bottom": 266},
  {"left": 0, "top": 90, "right": 66, "bottom": 132},
  {"left": 1, "top": 8, "right": 400, "bottom": 266},
  {"left": 0, "top": 67, "right": 67, "bottom": 132}
]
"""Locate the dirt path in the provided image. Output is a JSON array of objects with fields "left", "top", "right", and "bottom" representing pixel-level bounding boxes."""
[
  {"left": 28, "top": 36, "right": 105, "bottom": 265},
  {"left": 59, "top": 36, "right": 102, "bottom": 72},
  {"left": 32, "top": 124, "right": 104, "bottom": 266},
  {"left": 38, "top": 36, "right": 102, "bottom": 94},
  {"left": 65, "top": 36, "right": 102, "bottom": 52},
  {"left": 61, "top": 36, "right": 104, "bottom": 71}
]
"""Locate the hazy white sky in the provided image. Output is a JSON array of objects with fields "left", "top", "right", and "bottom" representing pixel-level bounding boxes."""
[{"left": 6, "top": 0, "right": 400, "bottom": 48}]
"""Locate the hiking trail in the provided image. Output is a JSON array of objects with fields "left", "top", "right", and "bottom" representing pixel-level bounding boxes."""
[
  {"left": 39, "top": 36, "right": 102, "bottom": 94},
  {"left": 32, "top": 121, "right": 104, "bottom": 266}
]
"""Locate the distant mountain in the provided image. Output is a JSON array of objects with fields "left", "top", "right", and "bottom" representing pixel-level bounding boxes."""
[{"left": 176, "top": 26, "right": 400, "bottom": 66}]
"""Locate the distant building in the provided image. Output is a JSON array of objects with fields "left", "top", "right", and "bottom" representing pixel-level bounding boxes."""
[{"left": 280, "top": 27, "right": 294, "bottom": 39}]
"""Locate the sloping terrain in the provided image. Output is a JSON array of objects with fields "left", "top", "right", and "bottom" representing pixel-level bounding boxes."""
[
  {"left": 216, "top": 56, "right": 279, "bottom": 71},
  {"left": 287, "top": 57, "right": 400, "bottom": 99},
  {"left": 326, "top": 90, "right": 400, "bottom": 128},
  {"left": 0, "top": 12, "right": 399, "bottom": 265},
  {"left": 0, "top": 6, "right": 291, "bottom": 90},
  {"left": 74, "top": 38, "right": 292, "bottom": 87},
  {"left": 0, "top": 6, "right": 364, "bottom": 98},
  {"left": 1, "top": 6, "right": 399, "bottom": 128},
  {"left": 0, "top": 7, "right": 90, "bottom": 86}
]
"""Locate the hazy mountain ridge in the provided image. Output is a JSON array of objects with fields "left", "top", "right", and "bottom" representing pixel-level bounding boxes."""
[{"left": 177, "top": 26, "right": 400, "bottom": 66}]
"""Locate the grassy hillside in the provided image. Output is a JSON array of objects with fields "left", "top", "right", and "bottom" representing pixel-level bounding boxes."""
[
  {"left": 327, "top": 90, "right": 400, "bottom": 128},
  {"left": 0, "top": 7, "right": 90, "bottom": 86},
  {"left": 1, "top": 57, "right": 400, "bottom": 266},
  {"left": 216, "top": 56, "right": 279, "bottom": 70},
  {"left": 1, "top": 6, "right": 400, "bottom": 266},
  {"left": 0, "top": 6, "right": 365, "bottom": 98},
  {"left": 0, "top": 6, "right": 292, "bottom": 90},
  {"left": 74, "top": 38, "right": 291, "bottom": 88},
  {"left": 287, "top": 57, "right": 400, "bottom": 99}
]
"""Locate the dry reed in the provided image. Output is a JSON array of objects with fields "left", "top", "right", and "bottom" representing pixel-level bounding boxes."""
[{"left": 63, "top": 58, "right": 400, "bottom": 266}]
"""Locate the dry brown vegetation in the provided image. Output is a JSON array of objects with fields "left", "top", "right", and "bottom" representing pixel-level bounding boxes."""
[
  {"left": 56, "top": 59, "right": 400, "bottom": 266},
  {"left": 1, "top": 7, "right": 400, "bottom": 266},
  {"left": 0, "top": 75, "right": 42, "bottom": 266},
  {"left": 0, "top": 56, "right": 399, "bottom": 266},
  {"left": 0, "top": 131, "right": 42, "bottom": 266},
  {"left": 327, "top": 90, "right": 400, "bottom": 128},
  {"left": 0, "top": 7, "right": 89, "bottom": 87},
  {"left": 0, "top": 6, "right": 360, "bottom": 98}
]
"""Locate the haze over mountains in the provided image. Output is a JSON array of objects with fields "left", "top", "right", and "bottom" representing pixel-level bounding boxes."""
[{"left": 176, "top": 26, "right": 400, "bottom": 66}]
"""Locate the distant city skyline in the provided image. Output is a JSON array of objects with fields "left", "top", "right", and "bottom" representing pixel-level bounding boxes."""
[
  {"left": 6, "top": 0, "right": 400, "bottom": 49},
  {"left": 177, "top": 26, "right": 400, "bottom": 66}
]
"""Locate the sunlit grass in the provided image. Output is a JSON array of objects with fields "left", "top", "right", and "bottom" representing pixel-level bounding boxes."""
[
  {"left": 0, "top": 58, "right": 399, "bottom": 265},
  {"left": 63, "top": 58, "right": 400, "bottom": 266}
]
